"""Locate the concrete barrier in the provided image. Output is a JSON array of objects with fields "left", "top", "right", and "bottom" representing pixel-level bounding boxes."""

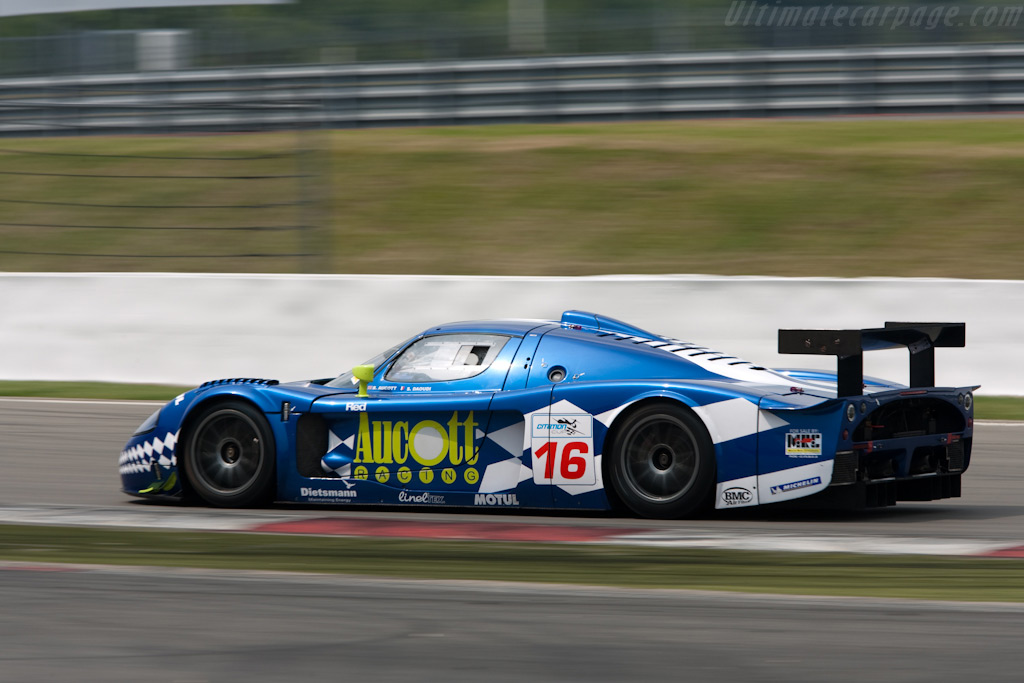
[{"left": 2, "top": 273, "right": 1019, "bottom": 394}]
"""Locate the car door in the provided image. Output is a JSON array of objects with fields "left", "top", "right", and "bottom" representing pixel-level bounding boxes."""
[
  {"left": 477, "top": 325, "right": 603, "bottom": 511},
  {"left": 310, "top": 333, "right": 521, "bottom": 500}
]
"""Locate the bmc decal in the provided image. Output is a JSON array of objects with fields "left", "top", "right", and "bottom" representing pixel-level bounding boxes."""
[
  {"left": 721, "top": 487, "right": 754, "bottom": 506},
  {"left": 770, "top": 476, "right": 822, "bottom": 495},
  {"left": 785, "top": 430, "right": 822, "bottom": 457},
  {"left": 474, "top": 493, "right": 520, "bottom": 506},
  {"left": 531, "top": 414, "right": 596, "bottom": 485},
  {"left": 353, "top": 412, "right": 478, "bottom": 467}
]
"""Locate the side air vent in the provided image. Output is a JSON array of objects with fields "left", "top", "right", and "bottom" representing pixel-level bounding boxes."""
[
  {"left": 947, "top": 440, "right": 965, "bottom": 472},
  {"left": 199, "top": 378, "right": 280, "bottom": 388},
  {"left": 832, "top": 451, "right": 859, "bottom": 485},
  {"left": 296, "top": 414, "right": 328, "bottom": 477}
]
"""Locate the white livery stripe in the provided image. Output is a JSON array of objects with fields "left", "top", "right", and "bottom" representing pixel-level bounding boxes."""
[{"left": 693, "top": 398, "right": 788, "bottom": 445}]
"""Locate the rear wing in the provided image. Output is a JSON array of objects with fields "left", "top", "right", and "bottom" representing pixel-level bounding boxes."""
[{"left": 778, "top": 322, "right": 966, "bottom": 397}]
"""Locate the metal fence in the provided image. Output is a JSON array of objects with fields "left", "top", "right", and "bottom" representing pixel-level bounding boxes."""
[
  {"left": 2, "top": 43, "right": 1024, "bottom": 137},
  {"left": 0, "top": 140, "right": 325, "bottom": 272},
  {"left": 3, "top": 6, "right": 1023, "bottom": 78}
]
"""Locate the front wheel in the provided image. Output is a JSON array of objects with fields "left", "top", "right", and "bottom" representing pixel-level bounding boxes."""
[
  {"left": 607, "top": 403, "right": 715, "bottom": 519},
  {"left": 182, "top": 401, "right": 276, "bottom": 507}
]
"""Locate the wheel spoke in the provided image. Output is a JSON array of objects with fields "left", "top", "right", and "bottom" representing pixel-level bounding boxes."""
[
  {"left": 190, "top": 410, "right": 265, "bottom": 497},
  {"left": 225, "top": 464, "right": 243, "bottom": 488},
  {"left": 621, "top": 414, "right": 700, "bottom": 504},
  {"left": 635, "top": 467, "right": 658, "bottom": 491}
]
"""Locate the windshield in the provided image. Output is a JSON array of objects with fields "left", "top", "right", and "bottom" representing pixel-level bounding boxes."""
[
  {"left": 324, "top": 341, "right": 406, "bottom": 388},
  {"left": 385, "top": 334, "right": 509, "bottom": 383}
]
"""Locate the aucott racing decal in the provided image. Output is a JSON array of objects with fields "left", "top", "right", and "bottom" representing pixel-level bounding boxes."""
[{"left": 351, "top": 411, "right": 479, "bottom": 467}]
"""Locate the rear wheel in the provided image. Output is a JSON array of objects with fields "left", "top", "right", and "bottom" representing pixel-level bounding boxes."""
[
  {"left": 607, "top": 403, "right": 715, "bottom": 519},
  {"left": 182, "top": 401, "right": 275, "bottom": 507}
]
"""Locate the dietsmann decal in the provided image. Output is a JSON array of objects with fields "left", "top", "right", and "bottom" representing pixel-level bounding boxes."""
[{"left": 300, "top": 487, "right": 357, "bottom": 499}]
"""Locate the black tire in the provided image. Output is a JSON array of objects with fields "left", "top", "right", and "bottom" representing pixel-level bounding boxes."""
[
  {"left": 181, "top": 401, "right": 276, "bottom": 507},
  {"left": 606, "top": 403, "right": 715, "bottom": 519}
]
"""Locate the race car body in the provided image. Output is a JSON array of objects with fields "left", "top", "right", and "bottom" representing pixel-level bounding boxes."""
[{"left": 120, "top": 311, "right": 975, "bottom": 519}]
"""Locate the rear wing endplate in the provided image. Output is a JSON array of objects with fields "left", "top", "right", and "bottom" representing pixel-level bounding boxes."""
[{"left": 778, "top": 322, "right": 966, "bottom": 397}]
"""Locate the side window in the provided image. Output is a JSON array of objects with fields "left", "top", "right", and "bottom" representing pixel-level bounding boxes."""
[{"left": 386, "top": 334, "right": 509, "bottom": 383}]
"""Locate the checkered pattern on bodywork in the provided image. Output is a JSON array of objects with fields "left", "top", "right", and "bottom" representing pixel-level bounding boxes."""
[{"left": 119, "top": 431, "right": 179, "bottom": 476}]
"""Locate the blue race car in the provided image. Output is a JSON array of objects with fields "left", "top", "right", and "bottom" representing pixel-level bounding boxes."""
[{"left": 120, "top": 311, "right": 974, "bottom": 519}]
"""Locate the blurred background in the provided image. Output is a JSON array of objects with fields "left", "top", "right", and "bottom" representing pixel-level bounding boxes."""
[
  {"left": 2, "top": 9, "right": 1023, "bottom": 681},
  {"left": 1, "top": 0, "right": 1022, "bottom": 278},
  {"left": 3, "top": 0, "right": 1024, "bottom": 74}
]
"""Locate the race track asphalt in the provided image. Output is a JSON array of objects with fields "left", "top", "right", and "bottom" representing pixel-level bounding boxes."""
[
  {"left": 2, "top": 398, "right": 1023, "bottom": 683},
  {"left": 2, "top": 565, "right": 1023, "bottom": 683},
  {"left": 1, "top": 397, "right": 1022, "bottom": 541}
]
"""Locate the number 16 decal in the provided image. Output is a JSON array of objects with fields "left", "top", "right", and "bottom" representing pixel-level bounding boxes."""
[{"left": 531, "top": 414, "right": 596, "bottom": 485}]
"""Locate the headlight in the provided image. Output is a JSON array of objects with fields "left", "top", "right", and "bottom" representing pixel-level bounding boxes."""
[
  {"left": 133, "top": 409, "right": 161, "bottom": 436},
  {"left": 846, "top": 404, "right": 856, "bottom": 422},
  {"left": 964, "top": 393, "right": 973, "bottom": 411}
]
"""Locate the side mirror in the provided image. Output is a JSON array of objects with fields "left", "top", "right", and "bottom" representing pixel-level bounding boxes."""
[{"left": 352, "top": 364, "right": 375, "bottom": 397}]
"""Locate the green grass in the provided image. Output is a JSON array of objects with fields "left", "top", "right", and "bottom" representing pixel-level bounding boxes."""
[
  {"left": 973, "top": 396, "right": 1024, "bottom": 421},
  {"left": 2, "top": 382, "right": 1021, "bottom": 420},
  {"left": 3, "top": 119, "right": 1024, "bottom": 276},
  {"left": 1, "top": 524, "right": 1021, "bottom": 601},
  {"left": 0, "top": 381, "right": 188, "bottom": 401}
]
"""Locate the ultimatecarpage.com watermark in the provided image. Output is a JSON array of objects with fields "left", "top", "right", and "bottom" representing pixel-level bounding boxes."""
[{"left": 725, "top": 2, "right": 1023, "bottom": 29}]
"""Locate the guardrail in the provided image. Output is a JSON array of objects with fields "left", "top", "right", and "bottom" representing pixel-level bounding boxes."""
[{"left": 3, "top": 43, "right": 1024, "bottom": 135}]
